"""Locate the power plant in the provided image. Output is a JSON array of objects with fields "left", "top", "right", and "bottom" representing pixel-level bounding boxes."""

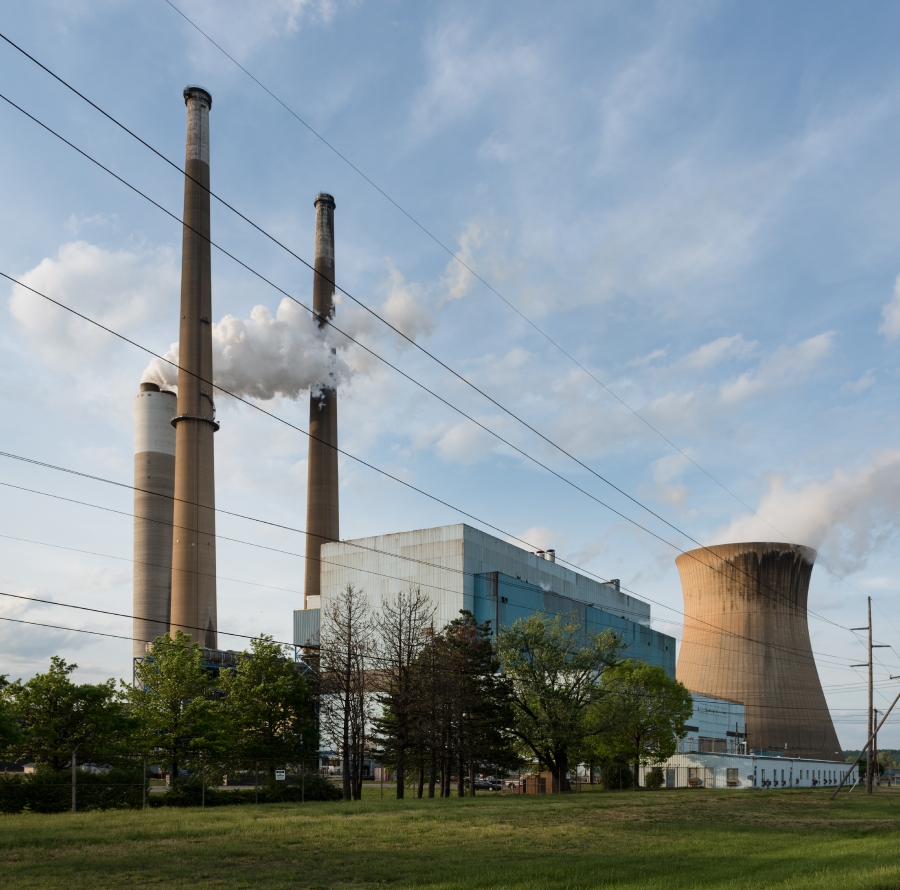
[
  {"left": 169, "top": 85, "right": 219, "bottom": 648},
  {"left": 675, "top": 542, "right": 842, "bottom": 761},
  {"left": 304, "top": 193, "right": 339, "bottom": 609},
  {"left": 128, "top": 86, "right": 853, "bottom": 789}
]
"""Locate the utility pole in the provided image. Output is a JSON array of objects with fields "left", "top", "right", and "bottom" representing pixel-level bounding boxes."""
[{"left": 851, "top": 597, "right": 889, "bottom": 795}]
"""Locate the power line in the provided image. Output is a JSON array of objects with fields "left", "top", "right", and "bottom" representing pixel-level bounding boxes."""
[
  {"left": 155, "top": 0, "right": 835, "bottom": 573},
  {"left": 0, "top": 110, "right": 853, "bottom": 643},
  {"left": 0, "top": 39, "right": 858, "bottom": 637}
]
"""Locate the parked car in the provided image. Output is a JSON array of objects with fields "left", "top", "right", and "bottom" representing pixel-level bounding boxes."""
[{"left": 474, "top": 779, "right": 501, "bottom": 792}]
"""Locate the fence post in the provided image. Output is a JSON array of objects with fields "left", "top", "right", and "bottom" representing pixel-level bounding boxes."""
[
  {"left": 71, "top": 750, "right": 77, "bottom": 814},
  {"left": 201, "top": 758, "right": 206, "bottom": 808},
  {"left": 255, "top": 759, "right": 258, "bottom": 805},
  {"left": 143, "top": 756, "right": 147, "bottom": 810}
]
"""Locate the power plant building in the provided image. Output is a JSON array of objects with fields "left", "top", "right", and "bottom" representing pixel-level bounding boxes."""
[
  {"left": 675, "top": 542, "right": 842, "bottom": 761},
  {"left": 295, "top": 523, "right": 675, "bottom": 674}
]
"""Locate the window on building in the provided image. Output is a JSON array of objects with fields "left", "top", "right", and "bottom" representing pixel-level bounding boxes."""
[{"left": 726, "top": 768, "right": 738, "bottom": 786}]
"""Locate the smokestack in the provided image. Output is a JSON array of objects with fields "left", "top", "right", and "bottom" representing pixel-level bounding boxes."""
[
  {"left": 546, "top": 549, "right": 556, "bottom": 563},
  {"left": 676, "top": 542, "right": 841, "bottom": 759},
  {"left": 304, "top": 193, "right": 339, "bottom": 608},
  {"left": 133, "top": 382, "right": 176, "bottom": 659},
  {"left": 169, "top": 86, "right": 218, "bottom": 647}
]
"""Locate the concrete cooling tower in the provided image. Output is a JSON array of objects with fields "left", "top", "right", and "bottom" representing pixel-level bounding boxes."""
[
  {"left": 676, "top": 542, "right": 842, "bottom": 760},
  {"left": 133, "top": 382, "right": 176, "bottom": 658}
]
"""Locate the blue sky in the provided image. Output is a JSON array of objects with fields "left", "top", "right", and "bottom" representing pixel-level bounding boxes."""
[{"left": 2, "top": 0, "right": 900, "bottom": 748}]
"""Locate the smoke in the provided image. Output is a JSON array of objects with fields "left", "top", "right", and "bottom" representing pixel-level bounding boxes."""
[
  {"left": 142, "top": 297, "right": 355, "bottom": 400},
  {"left": 712, "top": 449, "right": 900, "bottom": 573}
]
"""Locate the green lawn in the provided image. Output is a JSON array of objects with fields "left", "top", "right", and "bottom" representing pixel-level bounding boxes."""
[{"left": 1, "top": 785, "right": 899, "bottom": 889}]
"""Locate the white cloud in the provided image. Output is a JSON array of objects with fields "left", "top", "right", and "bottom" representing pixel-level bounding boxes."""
[
  {"left": 879, "top": 274, "right": 900, "bottom": 340},
  {"left": 676, "top": 335, "right": 758, "bottom": 370},
  {"left": 718, "top": 333, "right": 833, "bottom": 404},
  {"left": 412, "top": 20, "right": 539, "bottom": 136},
  {"left": 713, "top": 449, "right": 900, "bottom": 573},
  {"left": 8, "top": 241, "right": 179, "bottom": 362},
  {"left": 841, "top": 370, "right": 875, "bottom": 395},
  {"left": 379, "top": 264, "right": 437, "bottom": 343}
]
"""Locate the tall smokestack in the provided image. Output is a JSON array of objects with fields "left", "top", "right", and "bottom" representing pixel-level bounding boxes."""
[
  {"left": 133, "top": 382, "right": 176, "bottom": 659},
  {"left": 304, "top": 193, "right": 339, "bottom": 608},
  {"left": 170, "top": 86, "right": 218, "bottom": 647}
]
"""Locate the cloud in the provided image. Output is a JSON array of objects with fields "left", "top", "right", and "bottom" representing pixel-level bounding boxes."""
[
  {"left": 176, "top": 0, "right": 338, "bottom": 54},
  {"left": 712, "top": 449, "right": 900, "bottom": 573},
  {"left": 8, "top": 241, "right": 179, "bottom": 362},
  {"left": 717, "top": 333, "right": 833, "bottom": 404},
  {"left": 379, "top": 264, "right": 437, "bottom": 343},
  {"left": 412, "top": 20, "right": 539, "bottom": 136},
  {"left": 676, "top": 335, "right": 758, "bottom": 371},
  {"left": 879, "top": 275, "right": 900, "bottom": 340},
  {"left": 841, "top": 370, "right": 875, "bottom": 395}
]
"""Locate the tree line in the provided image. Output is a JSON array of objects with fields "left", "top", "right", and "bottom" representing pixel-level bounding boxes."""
[
  {"left": 320, "top": 584, "right": 693, "bottom": 799},
  {"left": 0, "top": 584, "right": 692, "bottom": 809}
]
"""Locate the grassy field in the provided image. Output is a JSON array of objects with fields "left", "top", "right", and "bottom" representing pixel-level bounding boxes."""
[{"left": 2, "top": 785, "right": 900, "bottom": 889}]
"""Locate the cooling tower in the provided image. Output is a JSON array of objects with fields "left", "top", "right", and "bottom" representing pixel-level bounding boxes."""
[
  {"left": 133, "top": 382, "right": 176, "bottom": 658},
  {"left": 170, "top": 86, "right": 218, "bottom": 647},
  {"left": 304, "top": 193, "right": 339, "bottom": 608},
  {"left": 676, "top": 542, "right": 842, "bottom": 759}
]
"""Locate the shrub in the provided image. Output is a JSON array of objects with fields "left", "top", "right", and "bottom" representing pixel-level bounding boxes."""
[
  {"left": 0, "top": 766, "right": 143, "bottom": 814},
  {"left": 644, "top": 767, "right": 664, "bottom": 790},
  {"left": 149, "top": 773, "right": 341, "bottom": 807}
]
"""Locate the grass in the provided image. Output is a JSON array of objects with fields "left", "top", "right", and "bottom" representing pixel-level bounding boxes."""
[{"left": 2, "top": 785, "right": 900, "bottom": 889}]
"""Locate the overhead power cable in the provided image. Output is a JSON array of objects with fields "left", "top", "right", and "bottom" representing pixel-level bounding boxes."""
[
  {"left": 0, "top": 33, "right": 862, "bottom": 635},
  {"left": 155, "top": 0, "right": 829, "bottom": 568},
  {"left": 0, "top": 467, "right": 865, "bottom": 673},
  {"left": 0, "top": 87, "right": 855, "bottom": 637}
]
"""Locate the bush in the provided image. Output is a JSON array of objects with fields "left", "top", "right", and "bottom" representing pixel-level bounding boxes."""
[
  {"left": 0, "top": 766, "right": 143, "bottom": 814},
  {"left": 599, "top": 762, "right": 633, "bottom": 790},
  {"left": 149, "top": 772, "right": 341, "bottom": 808},
  {"left": 644, "top": 767, "right": 664, "bottom": 790}
]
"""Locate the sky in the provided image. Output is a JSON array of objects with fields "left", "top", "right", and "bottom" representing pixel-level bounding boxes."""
[{"left": 1, "top": 0, "right": 900, "bottom": 749}]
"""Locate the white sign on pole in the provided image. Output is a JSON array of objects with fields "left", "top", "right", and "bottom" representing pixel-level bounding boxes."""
[{"left": 275, "top": 769, "right": 286, "bottom": 781}]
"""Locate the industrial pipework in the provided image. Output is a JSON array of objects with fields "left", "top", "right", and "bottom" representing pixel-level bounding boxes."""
[
  {"left": 169, "top": 86, "right": 219, "bottom": 647},
  {"left": 133, "top": 382, "right": 176, "bottom": 658},
  {"left": 676, "top": 542, "right": 842, "bottom": 760},
  {"left": 304, "top": 193, "right": 340, "bottom": 608}
]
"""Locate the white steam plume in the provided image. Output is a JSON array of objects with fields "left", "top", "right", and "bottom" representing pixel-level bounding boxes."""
[
  {"left": 712, "top": 449, "right": 900, "bottom": 573},
  {"left": 143, "top": 297, "right": 355, "bottom": 399}
]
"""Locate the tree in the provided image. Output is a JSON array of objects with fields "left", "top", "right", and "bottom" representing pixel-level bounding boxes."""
[
  {"left": 220, "top": 635, "right": 316, "bottom": 784},
  {"left": 319, "top": 584, "right": 374, "bottom": 801},
  {"left": 125, "top": 631, "right": 219, "bottom": 786},
  {"left": 373, "top": 586, "right": 435, "bottom": 798},
  {"left": 0, "top": 675, "right": 19, "bottom": 752},
  {"left": 3, "top": 657, "right": 125, "bottom": 770},
  {"left": 426, "top": 612, "right": 518, "bottom": 797},
  {"left": 593, "top": 661, "right": 692, "bottom": 789},
  {"left": 497, "top": 613, "right": 622, "bottom": 792}
]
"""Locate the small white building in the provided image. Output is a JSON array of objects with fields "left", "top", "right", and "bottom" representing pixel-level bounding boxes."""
[
  {"left": 680, "top": 695, "right": 746, "bottom": 754},
  {"left": 640, "top": 752, "right": 857, "bottom": 790}
]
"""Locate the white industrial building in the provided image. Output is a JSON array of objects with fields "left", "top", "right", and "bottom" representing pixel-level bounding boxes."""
[{"left": 640, "top": 752, "right": 857, "bottom": 790}]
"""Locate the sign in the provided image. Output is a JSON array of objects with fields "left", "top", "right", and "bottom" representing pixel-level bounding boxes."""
[{"left": 275, "top": 769, "right": 286, "bottom": 781}]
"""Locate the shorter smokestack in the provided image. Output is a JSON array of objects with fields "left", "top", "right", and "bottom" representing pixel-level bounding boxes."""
[
  {"left": 535, "top": 550, "right": 545, "bottom": 560},
  {"left": 546, "top": 549, "right": 556, "bottom": 563},
  {"left": 134, "top": 383, "right": 177, "bottom": 659}
]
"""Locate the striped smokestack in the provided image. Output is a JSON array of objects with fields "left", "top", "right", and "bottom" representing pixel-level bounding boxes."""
[
  {"left": 170, "top": 86, "right": 218, "bottom": 647},
  {"left": 304, "top": 193, "right": 339, "bottom": 608},
  {"left": 133, "top": 382, "right": 176, "bottom": 659}
]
